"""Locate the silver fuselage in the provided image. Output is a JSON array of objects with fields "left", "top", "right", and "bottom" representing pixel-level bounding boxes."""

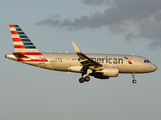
[{"left": 5, "top": 52, "right": 157, "bottom": 74}]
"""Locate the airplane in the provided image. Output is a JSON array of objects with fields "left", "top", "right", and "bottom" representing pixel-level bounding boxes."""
[{"left": 5, "top": 25, "right": 157, "bottom": 84}]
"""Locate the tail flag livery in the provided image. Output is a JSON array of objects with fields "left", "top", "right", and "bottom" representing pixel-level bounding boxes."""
[
  {"left": 9, "top": 25, "right": 40, "bottom": 53},
  {"left": 7, "top": 25, "right": 49, "bottom": 66}
]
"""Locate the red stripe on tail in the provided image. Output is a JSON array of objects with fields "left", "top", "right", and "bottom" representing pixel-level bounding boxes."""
[
  {"left": 9, "top": 25, "right": 15, "bottom": 28},
  {"left": 11, "top": 31, "right": 18, "bottom": 35},
  {"left": 14, "top": 45, "right": 25, "bottom": 48},
  {"left": 12, "top": 38, "right": 22, "bottom": 42},
  {"left": 17, "top": 52, "right": 42, "bottom": 55}
]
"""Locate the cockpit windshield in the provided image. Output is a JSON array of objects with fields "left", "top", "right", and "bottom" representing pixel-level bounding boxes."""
[{"left": 144, "top": 59, "right": 151, "bottom": 63}]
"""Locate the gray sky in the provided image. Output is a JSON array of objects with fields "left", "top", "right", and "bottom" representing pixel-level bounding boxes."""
[{"left": 1, "top": 0, "right": 161, "bottom": 120}]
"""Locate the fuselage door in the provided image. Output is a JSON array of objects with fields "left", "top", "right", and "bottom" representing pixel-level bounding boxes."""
[{"left": 133, "top": 57, "right": 139, "bottom": 67}]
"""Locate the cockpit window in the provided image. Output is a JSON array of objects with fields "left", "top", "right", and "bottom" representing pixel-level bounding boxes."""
[
  {"left": 147, "top": 60, "right": 151, "bottom": 63},
  {"left": 144, "top": 60, "right": 151, "bottom": 63}
]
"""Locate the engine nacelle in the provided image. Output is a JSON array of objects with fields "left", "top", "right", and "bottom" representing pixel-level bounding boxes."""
[
  {"left": 67, "top": 66, "right": 83, "bottom": 73},
  {"left": 97, "top": 67, "right": 119, "bottom": 77},
  {"left": 94, "top": 73, "right": 110, "bottom": 79}
]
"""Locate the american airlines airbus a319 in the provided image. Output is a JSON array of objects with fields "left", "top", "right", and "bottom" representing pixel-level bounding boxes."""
[{"left": 5, "top": 25, "right": 157, "bottom": 84}]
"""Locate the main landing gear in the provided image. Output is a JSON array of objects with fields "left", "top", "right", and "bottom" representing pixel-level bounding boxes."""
[
  {"left": 79, "top": 69, "right": 92, "bottom": 83},
  {"left": 79, "top": 76, "right": 90, "bottom": 83},
  {"left": 132, "top": 73, "right": 137, "bottom": 84},
  {"left": 79, "top": 73, "right": 90, "bottom": 83}
]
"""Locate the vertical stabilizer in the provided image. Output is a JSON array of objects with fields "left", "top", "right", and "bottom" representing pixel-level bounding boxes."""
[{"left": 9, "top": 25, "right": 40, "bottom": 53}]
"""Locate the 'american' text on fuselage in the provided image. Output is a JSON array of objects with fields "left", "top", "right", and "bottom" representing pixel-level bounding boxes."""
[{"left": 90, "top": 56, "right": 123, "bottom": 64}]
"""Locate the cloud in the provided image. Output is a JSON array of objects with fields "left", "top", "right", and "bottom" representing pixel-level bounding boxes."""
[
  {"left": 148, "top": 40, "right": 161, "bottom": 49},
  {"left": 36, "top": 0, "right": 161, "bottom": 48},
  {"left": 81, "top": 0, "right": 111, "bottom": 6},
  {"left": 125, "top": 31, "right": 138, "bottom": 41},
  {"left": 36, "top": 19, "right": 60, "bottom": 27},
  {"left": 36, "top": 8, "right": 127, "bottom": 30}
]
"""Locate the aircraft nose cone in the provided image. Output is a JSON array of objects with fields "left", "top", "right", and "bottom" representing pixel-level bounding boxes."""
[
  {"left": 152, "top": 64, "right": 157, "bottom": 72},
  {"left": 154, "top": 65, "right": 157, "bottom": 71}
]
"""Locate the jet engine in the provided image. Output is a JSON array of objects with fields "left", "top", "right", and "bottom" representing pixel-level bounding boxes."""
[
  {"left": 67, "top": 66, "right": 83, "bottom": 73},
  {"left": 94, "top": 67, "right": 119, "bottom": 79}
]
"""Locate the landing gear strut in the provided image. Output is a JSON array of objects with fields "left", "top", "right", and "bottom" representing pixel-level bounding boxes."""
[{"left": 132, "top": 73, "right": 137, "bottom": 84}]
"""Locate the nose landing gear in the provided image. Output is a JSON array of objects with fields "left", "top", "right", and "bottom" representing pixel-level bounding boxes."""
[
  {"left": 132, "top": 79, "right": 137, "bottom": 84},
  {"left": 132, "top": 73, "right": 137, "bottom": 84}
]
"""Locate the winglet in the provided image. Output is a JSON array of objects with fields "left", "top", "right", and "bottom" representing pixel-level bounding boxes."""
[
  {"left": 71, "top": 41, "right": 81, "bottom": 54},
  {"left": 71, "top": 41, "right": 102, "bottom": 67}
]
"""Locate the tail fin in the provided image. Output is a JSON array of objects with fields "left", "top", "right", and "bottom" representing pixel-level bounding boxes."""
[{"left": 9, "top": 25, "right": 40, "bottom": 53}]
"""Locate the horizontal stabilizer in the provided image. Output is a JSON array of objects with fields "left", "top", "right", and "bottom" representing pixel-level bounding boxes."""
[{"left": 13, "top": 53, "right": 29, "bottom": 58}]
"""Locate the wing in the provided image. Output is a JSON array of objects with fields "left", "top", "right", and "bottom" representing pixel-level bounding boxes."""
[{"left": 71, "top": 41, "right": 102, "bottom": 67}]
